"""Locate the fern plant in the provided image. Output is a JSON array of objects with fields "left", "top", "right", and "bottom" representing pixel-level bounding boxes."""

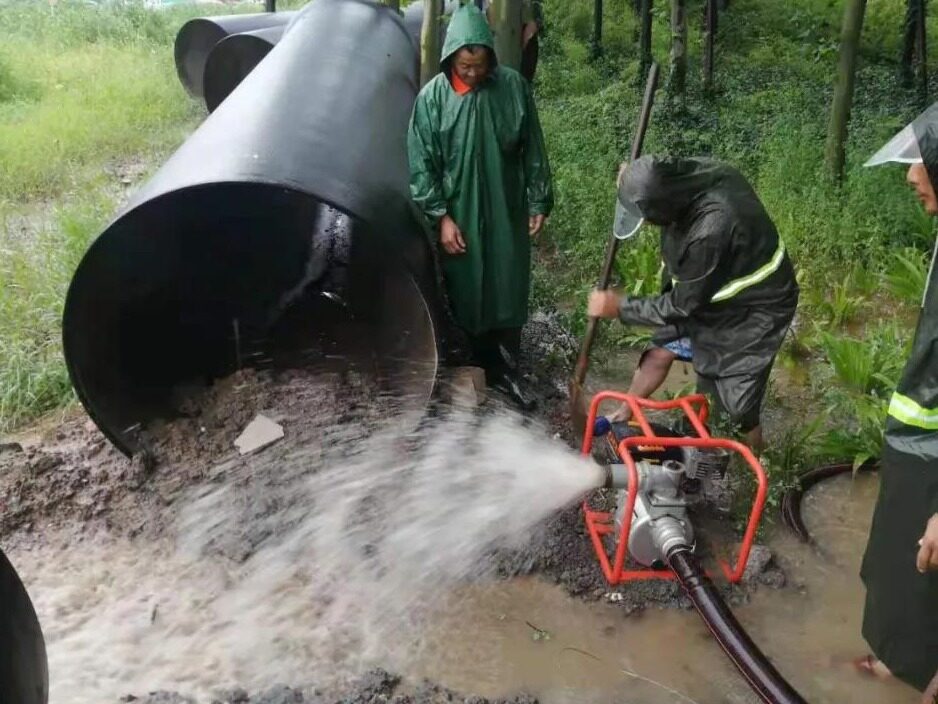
[{"left": 884, "top": 246, "right": 928, "bottom": 305}]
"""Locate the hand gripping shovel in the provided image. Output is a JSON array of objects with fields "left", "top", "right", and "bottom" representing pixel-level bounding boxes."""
[{"left": 569, "top": 62, "right": 660, "bottom": 439}]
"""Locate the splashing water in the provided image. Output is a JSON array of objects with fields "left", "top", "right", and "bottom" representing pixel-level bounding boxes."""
[{"left": 13, "top": 407, "right": 602, "bottom": 702}]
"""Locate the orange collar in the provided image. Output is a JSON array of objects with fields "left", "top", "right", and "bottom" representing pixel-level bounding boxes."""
[{"left": 450, "top": 71, "right": 473, "bottom": 96}]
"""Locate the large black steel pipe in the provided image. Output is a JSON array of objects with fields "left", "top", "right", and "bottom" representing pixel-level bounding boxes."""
[
  {"left": 64, "top": 0, "right": 440, "bottom": 456},
  {"left": 203, "top": 25, "right": 286, "bottom": 112},
  {"left": 174, "top": 11, "right": 297, "bottom": 98},
  {"left": 202, "top": 1, "right": 451, "bottom": 113},
  {"left": 0, "top": 547, "right": 47, "bottom": 704}
]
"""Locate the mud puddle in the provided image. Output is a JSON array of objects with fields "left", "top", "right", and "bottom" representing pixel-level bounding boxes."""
[
  {"left": 1, "top": 313, "right": 918, "bottom": 704},
  {"left": 7, "top": 448, "right": 914, "bottom": 704},
  {"left": 388, "top": 472, "right": 917, "bottom": 704}
]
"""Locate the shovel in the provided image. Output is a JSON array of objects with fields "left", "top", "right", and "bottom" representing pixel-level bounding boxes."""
[{"left": 569, "top": 62, "right": 660, "bottom": 439}]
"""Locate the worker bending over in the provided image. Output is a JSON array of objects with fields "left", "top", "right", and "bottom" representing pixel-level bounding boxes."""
[{"left": 588, "top": 156, "right": 798, "bottom": 452}]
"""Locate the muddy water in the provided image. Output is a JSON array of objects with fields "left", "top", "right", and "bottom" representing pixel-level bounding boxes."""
[
  {"left": 388, "top": 474, "right": 918, "bottom": 704},
  {"left": 4, "top": 394, "right": 921, "bottom": 704},
  {"left": 13, "top": 462, "right": 919, "bottom": 703}
]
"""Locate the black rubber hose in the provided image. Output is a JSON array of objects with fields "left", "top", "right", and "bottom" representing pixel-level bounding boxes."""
[
  {"left": 779, "top": 460, "right": 878, "bottom": 544},
  {"left": 667, "top": 547, "right": 809, "bottom": 704}
]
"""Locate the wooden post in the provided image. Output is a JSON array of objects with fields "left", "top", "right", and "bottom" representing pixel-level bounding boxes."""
[
  {"left": 917, "top": 0, "right": 928, "bottom": 102},
  {"left": 492, "top": 0, "right": 523, "bottom": 71},
  {"left": 669, "top": 0, "right": 687, "bottom": 96},
  {"left": 703, "top": 0, "right": 716, "bottom": 90},
  {"left": 639, "top": 0, "right": 653, "bottom": 83},
  {"left": 825, "top": 0, "right": 867, "bottom": 182},
  {"left": 901, "top": 0, "right": 917, "bottom": 84},
  {"left": 590, "top": 0, "right": 603, "bottom": 60},
  {"left": 420, "top": 0, "right": 443, "bottom": 88}
]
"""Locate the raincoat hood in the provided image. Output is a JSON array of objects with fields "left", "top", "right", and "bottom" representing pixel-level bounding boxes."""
[
  {"left": 618, "top": 156, "right": 724, "bottom": 226},
  {"left": 441, "top": 4, "right": 495, "bottom": 67},
  {"left": 866, "top": 101, "right": 938, "bottom": 192}
]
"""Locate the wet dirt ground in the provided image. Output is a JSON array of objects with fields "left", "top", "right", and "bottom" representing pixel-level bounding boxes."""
[{"left": 0, "top": 312, "right": 921, "bottom": 704}]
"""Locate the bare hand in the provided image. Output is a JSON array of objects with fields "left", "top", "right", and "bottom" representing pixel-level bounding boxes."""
[
  {"left": 529, "top": 214, "right": 546, "bottom": 238},
  {"left": 917, "top": 514, "right": 938, "bottom": 573},
  {"left": 440, "top": 214, "right": 466, "bottom": 255},
  {"left": 588, "top": 289, "right": 621, "bottom": 319}
]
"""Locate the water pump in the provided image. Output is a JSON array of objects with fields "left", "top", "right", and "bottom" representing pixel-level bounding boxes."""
[
  {"left": 601, "top": 442, "right": 731, "bottom": 569},
  {"left": 581, "top": 392, "right": 809, "bottom": 704}
]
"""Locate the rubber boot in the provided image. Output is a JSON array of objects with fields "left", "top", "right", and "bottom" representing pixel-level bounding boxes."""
[
  {"left": 468, "top": 332, "right": 500, "bottom": 378},
  {"left": 492, "top": 328, "right": 535, "bottom": 412}
]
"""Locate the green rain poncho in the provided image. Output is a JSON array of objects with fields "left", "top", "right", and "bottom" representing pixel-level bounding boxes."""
[
  {"left": 861, "top": 103, "right": 938, "bottom": 693},
  {"left": 407, "top": 4, "right": 553, "bottom": 336}
]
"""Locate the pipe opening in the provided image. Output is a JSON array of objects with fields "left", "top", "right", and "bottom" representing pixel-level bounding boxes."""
[
  {"left": 174, "top": 13, "right": 296, "bottom": 98},
  {"left": 203, "top": 27, "right": 284, "bottom": 112},
  {"left": 64, "top": 184, "right": 437, "bottom": 456}
]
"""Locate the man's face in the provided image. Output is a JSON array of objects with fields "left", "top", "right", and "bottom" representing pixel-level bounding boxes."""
[
  {"left": 454, "top": 47, "right": 490, "bottom": 89},
  {"left": 908, "top": 162, "right": 938, "bottom": 215}
]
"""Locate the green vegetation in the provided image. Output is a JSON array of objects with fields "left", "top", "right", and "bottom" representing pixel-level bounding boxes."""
[
  {"left": 530, "top": 0, "right": 934, "bottom": 478},
  {"left": 0, "top": 0, "right": 226, "bottom": 430}
]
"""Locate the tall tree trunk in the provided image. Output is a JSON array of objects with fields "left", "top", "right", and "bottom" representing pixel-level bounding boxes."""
[
  {"left": 492, "top": 0, "right": 523, "bottom": 71},
  {"left": 825, "top": 0, "right": 867, "bottom": 182},
  {"left": 420, "top": 0, "right": 443, "bottom": 88},
  {"left": 591, "top": 0, "right": 603, "bottom": 60},
  {"left": 902, "top": 0, "right": 917, "bottom": 84},
  {"left": 264, "top": 0, "right": 275, "bottom": 12},
  {"left": 639, "top": 0, "right": 654, "bottom": 82},
  {"left": 703, "top": 0, "right": 716, "bottom": 90},
  {"left": 917, "top": 0, "right": 928, "bottom": 102},
  {"left": 669, "top": 0, "right": 687, "bottom": 96}
]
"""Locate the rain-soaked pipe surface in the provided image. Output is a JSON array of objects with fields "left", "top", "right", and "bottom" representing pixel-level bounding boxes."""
[
  {"left": 203, "top": 25, "right": 286, "bottom": 112},
  {"left": 0, "top": 547, "right": 47, "bottom": 704},
  {"left": 174, "top": 11, "right": 297, "bottom": 97},
  {"left": 667, "top": 547, "right": 809, "bottom": 704},
  {"left": 64, "top": 0, "right": 440, "bottom": 456}
]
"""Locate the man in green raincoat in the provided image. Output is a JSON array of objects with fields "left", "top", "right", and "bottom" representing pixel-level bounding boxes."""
[
  {"left": 407, "top": 3, "right": 553, "bottom": 409},
  {"left": 855, "top": 103, "right": 938, "bottom": 698}
]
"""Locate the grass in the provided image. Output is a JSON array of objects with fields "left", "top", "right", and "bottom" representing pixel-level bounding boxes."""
[{"left": 0, "top": 0, "right": 247, "bottom": 431}]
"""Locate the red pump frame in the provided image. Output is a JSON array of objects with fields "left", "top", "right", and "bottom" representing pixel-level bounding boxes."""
[{"left": 580, "top": 392, "right": 768, "bottom": 585}]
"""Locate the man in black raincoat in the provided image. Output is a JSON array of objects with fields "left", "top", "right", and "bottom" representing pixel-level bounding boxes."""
[
  {"left": 855, "top": 103, "right": 938, "bottom": 697},
  {"left": 588, "top": 156, "right": 799, "bottom": 451}
]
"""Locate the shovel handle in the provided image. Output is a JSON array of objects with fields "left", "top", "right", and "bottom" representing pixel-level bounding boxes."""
[
  {"left": 630, "top": 62, "right": 659, "bottom": 163},
  {"left": 572, "top": 62, "right": 659, "bottom": 387}
]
